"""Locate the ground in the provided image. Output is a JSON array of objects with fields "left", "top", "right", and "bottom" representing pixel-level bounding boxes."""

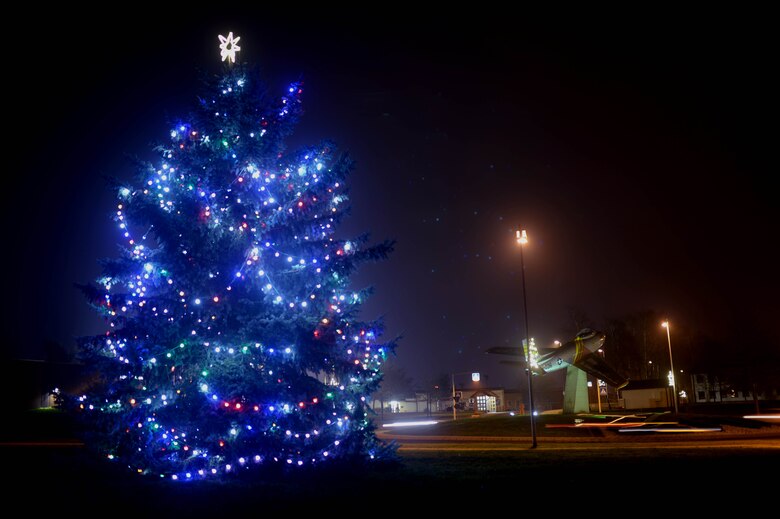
[{"left": 5, "top": 409, "right": 779, "bottom": 514}]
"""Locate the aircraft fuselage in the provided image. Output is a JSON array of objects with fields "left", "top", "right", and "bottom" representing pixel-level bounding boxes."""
[{"left": 535, "top": 329, "right": 606, "bottom": 375}]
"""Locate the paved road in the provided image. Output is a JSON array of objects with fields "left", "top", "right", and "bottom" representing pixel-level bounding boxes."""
[
  {"left": 396, "top": 437, "right": 780, "bottom": 451},
  {"left": 380, "top": 426, "right": 780, "bottom": 453}
]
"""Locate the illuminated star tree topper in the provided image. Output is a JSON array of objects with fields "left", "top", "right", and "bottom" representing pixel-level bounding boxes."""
[{"left": 218, "top": 32, "right": 241, "bottom": 63}]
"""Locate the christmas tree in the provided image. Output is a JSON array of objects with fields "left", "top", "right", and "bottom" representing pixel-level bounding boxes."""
[{"left": 69, "top": 34, "right": 395, "bottom": 479}]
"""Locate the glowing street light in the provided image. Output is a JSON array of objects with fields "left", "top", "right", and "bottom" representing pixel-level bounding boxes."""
[
  {"left": 661, "top": 320, "right": 679, "bottom": 414},
  {"left": 516, "top": 229, "right": 537, "bottom": 448}
]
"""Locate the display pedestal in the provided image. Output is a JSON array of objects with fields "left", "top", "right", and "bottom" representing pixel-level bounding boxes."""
[{"left": 563, "top": 366, "right": 590, "bottom": 414}]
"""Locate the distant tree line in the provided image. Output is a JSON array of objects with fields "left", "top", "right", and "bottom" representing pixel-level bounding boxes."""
[
  {"left": 372, "top": 308, "right": 779, "bottom": 406},
  {"left": 566, "top": 307, "right": 780, "bottom": 398}
]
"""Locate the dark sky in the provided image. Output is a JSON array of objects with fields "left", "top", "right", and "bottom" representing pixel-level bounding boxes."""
[{"left": 5, "top": 11, "right": 777, "bottom": 388}]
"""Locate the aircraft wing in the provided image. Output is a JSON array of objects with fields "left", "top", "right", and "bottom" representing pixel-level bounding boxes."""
[
  {"left": 498, "top": 360, "right": 526, "bottom": 367},
  {"left": 486, "top": 346, "right": 558, "bottom": 357},
  {"left": 487, "top": 347, "right": 524, "bottom": 357},
  {"left": 573, "top": 352, "right": 629, "bottom": 388}
]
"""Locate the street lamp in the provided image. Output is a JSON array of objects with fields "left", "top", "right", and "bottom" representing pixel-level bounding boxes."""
[
  {"left": 661, "top": 320, "right": 679, "bottom": 414},
  {"left": 451, "top": 373, "right": 457, "bottom": 421},
  {"left": 450, "top": 371, "right": 479, "bottom": 421},
  {"left": 516, "top": 229, "right": 537, "bottom": 448},
  {"left": 595, "top": 348, "right": 605, "bottom": 413}
]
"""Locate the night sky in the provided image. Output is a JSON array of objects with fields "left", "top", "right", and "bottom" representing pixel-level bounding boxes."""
[{"left": 5, "top": 12, "right": 777, "bottom": 388}]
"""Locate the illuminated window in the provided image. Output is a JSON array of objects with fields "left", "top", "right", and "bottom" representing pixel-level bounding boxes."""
[{"left": 475, "top": 395, "right": 496, "bottom": 412}]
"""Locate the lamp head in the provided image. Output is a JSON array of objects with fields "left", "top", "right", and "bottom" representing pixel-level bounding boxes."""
[{"left": 516, "top": 229, "right": 528, "bottom": 245}]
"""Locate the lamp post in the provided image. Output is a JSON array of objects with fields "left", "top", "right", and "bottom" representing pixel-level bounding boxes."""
[
  {"left": 516, "top": 229, "right": 537, "bottom": 448},
  {"left": 451, "top": 373, "right": 457, "bottom": 421},
  {"left": 596, "top": 348, "right": 604, "bottom": 413},
  {"left": 450, "top": 372, "right": 479, "bottom": 421},
  {"left": 661, "top": 320, "right": 679, "bottom": 414}
]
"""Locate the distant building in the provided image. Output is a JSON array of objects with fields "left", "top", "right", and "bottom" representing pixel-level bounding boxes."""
[
  {"left": 690, "top": 373, "right": 775, "bottom": 403},
  {"left": 4, "top": 359, "right": 88, "bottom": 411},
  {"left": 374, "top": 386, "right": 538, "bottom": 414},
  {"left": 377, "top": 387, "right": 516, "bottom": 414},
  {"left": 504, "top": 389, "right": 526, "bottom": 413},
  {"left": 619, "top": 379, "right": 673, "bottom": 410},
  {"left": 461, "top": 388, "right": 504, "bottom": 412},
  {"left": 372, "top": 393, "right": 428, "bottom": 413}
]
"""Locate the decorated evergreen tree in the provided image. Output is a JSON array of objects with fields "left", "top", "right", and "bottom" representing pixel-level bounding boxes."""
[{"left": 69, "top": 34, "right": 395, "bottom": 479}]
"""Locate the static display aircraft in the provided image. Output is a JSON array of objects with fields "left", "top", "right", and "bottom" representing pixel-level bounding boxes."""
[{"left": 487, "top": 329, "right": 628, "bottom": 389}]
